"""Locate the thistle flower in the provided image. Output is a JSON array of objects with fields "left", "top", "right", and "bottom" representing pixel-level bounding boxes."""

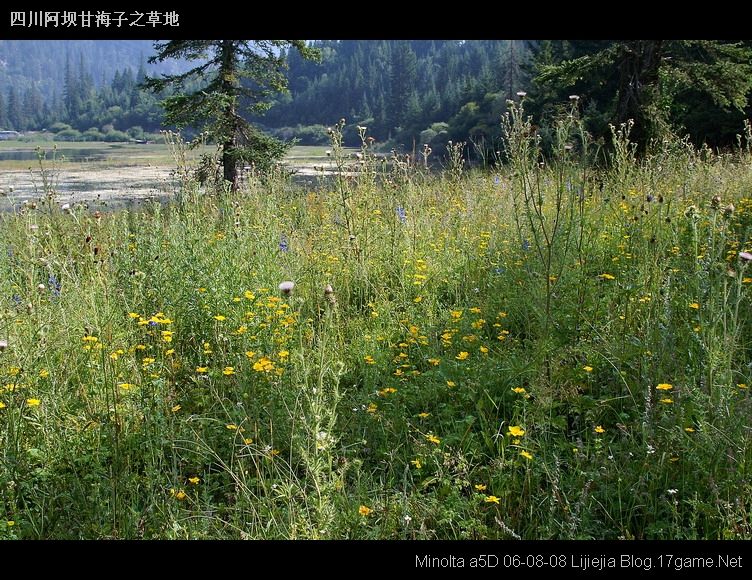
[
  {"left": 739, "top": 251, "right": 752, "bottom": 262},
  {"left": 324, "top": 284, "right": 336, "bottom": 305},
  {"left": 279, "top": 281, "right": 294, "bottom": 296}
]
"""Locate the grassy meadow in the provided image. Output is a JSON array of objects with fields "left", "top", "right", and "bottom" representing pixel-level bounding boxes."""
[{"left": 1, "top": 114, "right": 752, "bottom": 539}]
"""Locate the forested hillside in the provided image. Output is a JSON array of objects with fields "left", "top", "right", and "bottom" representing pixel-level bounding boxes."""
[
  {"left": 0, "top": 40, "right": 187, "bottom": 139},
  {"left": 265, "top": 40, "right": 531, "bottom": 148},
  {"left": 266, "top": 40, "right": 752, "bottom": 151},
  {"left": 2, "top": 40, "right": 751, "bottom": 150}
]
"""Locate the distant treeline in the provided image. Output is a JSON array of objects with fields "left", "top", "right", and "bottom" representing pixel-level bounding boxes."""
[
  {"left": 2, "top": 40, "right": 751, "bottom": 152},
  {"left": 0, "top": 40, "right": 186, "bottom": 141},
  {"left": 266, "top": 40, "right": 752, "bottom": 152},
  {"left": 0, "top": 59, "right": 166, "bottom": 141},
  {"left": 264, "top": 40, "right": 532, "bottom": 149}
]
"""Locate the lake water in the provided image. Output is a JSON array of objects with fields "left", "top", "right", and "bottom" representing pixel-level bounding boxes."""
[
  {"left": 0, "top": 164, "right": 177, "bottom": 212},
  {"left": 0, "top": 148, "right": 110, "bottom": 163},
  {"left": 0, "top": 143, "right": 354, "bottom": 212}
]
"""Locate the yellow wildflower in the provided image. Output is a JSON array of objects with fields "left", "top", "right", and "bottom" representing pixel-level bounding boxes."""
[
  {"left": 253, "top": 357, "right": 275, "bottom": 372},
  {"left": 507, "top": 425, "right": 525, "bottom": 437},
  {"left": 358, "top": 505, "right": 373, "bottom": 517}
]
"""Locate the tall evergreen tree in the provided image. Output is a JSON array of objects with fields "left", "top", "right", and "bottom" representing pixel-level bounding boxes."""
[
  {"left": 7, "top": 87, "right": 22, "bottom": 130},
  {"left": 533, "top": 40, "right": 752, "bottom": 151},
  {"left": 0, "top": 91, "right": 8, "bottom": 129},
  {"left": 23, "top": 86, "right": 43, "bottom": 128},
  {"left": 388, "top": 42, "right": 418, "bottom": 130},
  {"left": 145, "top": 40, "right": 319, "bottom": 189}
]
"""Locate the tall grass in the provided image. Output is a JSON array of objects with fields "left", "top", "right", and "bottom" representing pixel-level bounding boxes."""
[{"left": 1, "top": 117, "right": 752, "bottom": 539}]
